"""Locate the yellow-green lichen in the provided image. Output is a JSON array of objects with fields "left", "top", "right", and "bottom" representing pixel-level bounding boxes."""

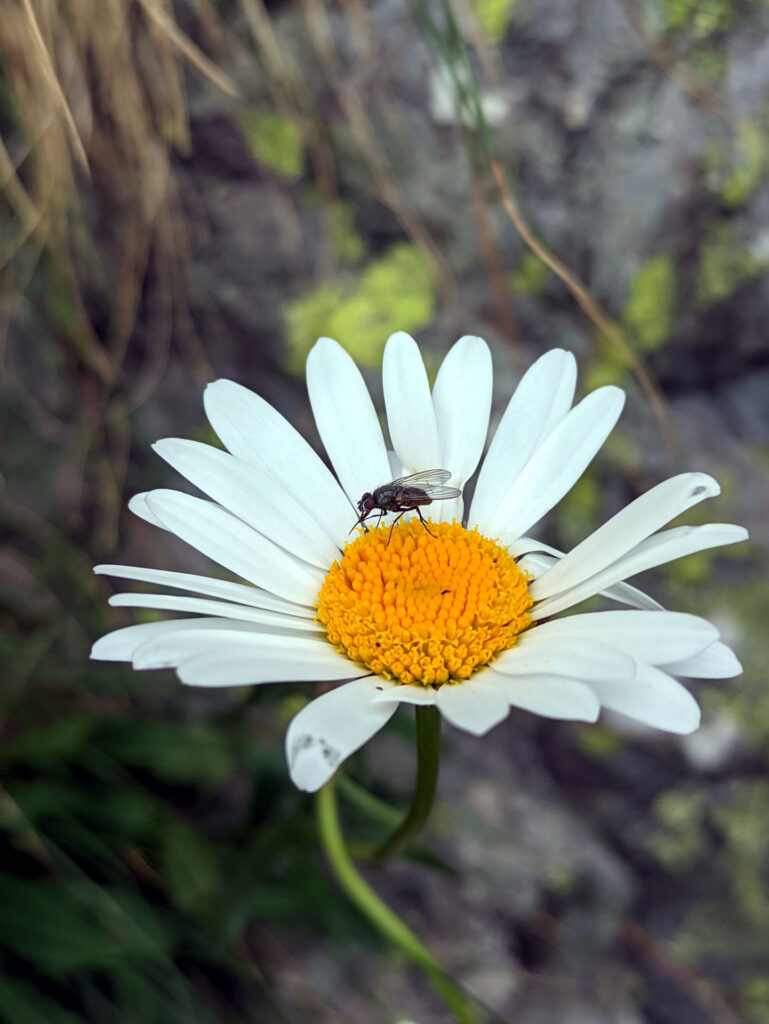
[
  {"left": 742, "top": 974, "right": 769, "bottom": 1024},
  {"left": 583, "top": 337, "right": 633, "bottom": 391},
  {"left": 283, "top": 242, "right": 439, "bottom": 370},
  {"left": 623, "top": 254, "right": 676, "bottom": 351},
  {"left": 690, "top": 47, "right": 728, "bottom": 84},
  {"left": 238, "top": 110, "right": 304, "bottom": 181},
  {"left": 656, "top": 0, "right": 735, "bottom": 39},
  {"left": 712, "top": 781, "right": 769, "bottom": 925},
  {"left": 576, "top": 725, "right": 624, "bottom": 761},
  {"left": 720, "top": 577, "right": 769, "bottom": 753},
  {"left": 331, "top": 203, "right": 365, "bottom": 262},
  {"left": 473, "top": 0, "right": 521, "bottom": 43},
  {"left": 696, "top": 222, "right": 761, "bottom": 307},
  {"left": 509, "top": 252, "right": 549, "bottom": 295},
  {"left": 647, "top": 787, "right": 707, "bottom": 871},
  {"left": 722, "top": 120, "right": 769, "bottom": 209}
]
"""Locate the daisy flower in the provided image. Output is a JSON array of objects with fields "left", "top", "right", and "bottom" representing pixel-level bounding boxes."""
[{"left": 92, "top": 333, "right": 747, "bottom": 792}]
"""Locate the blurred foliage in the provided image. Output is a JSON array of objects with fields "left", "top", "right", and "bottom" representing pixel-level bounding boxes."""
[
  {"left": 696, "top": 221, "right": 762, "bottom": 306},
  {"left": 472, "top": 0, "right": 520, "bottom": 43},
  {"left": 284, "top": 242, "right": 439, "bottom": 370},
  {"left": 238, "top": 109, "right": 305, "bottom": 181},
  {"left": 508, "top": 251, "right": 550, "bottom": 295},
  {"left": 655, "top": 0, "right": 736, "bottom": 40},
  {"left": 2, "top": 0, "right": 769, "bottom": 1021},
  {"left": 622, "top": 255, "right": 676, "bottom": 352}
]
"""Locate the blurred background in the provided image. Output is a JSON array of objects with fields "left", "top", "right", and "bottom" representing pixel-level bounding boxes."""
[{"left": 1, "top": 0, "right": 769, "bottom": 1021}]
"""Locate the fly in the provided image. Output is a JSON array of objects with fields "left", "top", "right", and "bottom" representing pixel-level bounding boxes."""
[{"left": 352, "top": 469, "right": 462, "bottom": 544}]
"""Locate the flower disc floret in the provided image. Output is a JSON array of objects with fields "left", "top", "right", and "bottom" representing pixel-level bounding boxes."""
[{"left": 316, "top": 520, "right": 533, "bottom": 686}]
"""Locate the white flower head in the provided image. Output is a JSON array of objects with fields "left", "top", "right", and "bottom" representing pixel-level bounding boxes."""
[{"left": 92, "top": 333, "right": 748, "bottom": 791}]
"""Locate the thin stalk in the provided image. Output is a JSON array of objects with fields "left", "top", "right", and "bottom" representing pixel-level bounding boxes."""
[
  {"left": 316, "top": 777, "right": 475, "bottom": 1024},
  {"left": 372, "top": 704, "right": 441, "bottom": 863}
]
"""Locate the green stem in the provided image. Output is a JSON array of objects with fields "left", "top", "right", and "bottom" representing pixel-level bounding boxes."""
[
  {"left": 316, "top": 778, "right": 475, "bottom": 1024},
  {"left": 372, "top": 704, "right": 441, "bottom": 863}
]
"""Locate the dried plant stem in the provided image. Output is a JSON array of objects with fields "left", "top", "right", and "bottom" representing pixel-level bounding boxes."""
[
  {"left": 136, "top": 0, "right": 240, "bottom": 98},
  {"left": 491, "top": 160, "right": 675, "bottom": 455},
  {"left": 20, "top": 0, "right": 89, "bottom": 172}
]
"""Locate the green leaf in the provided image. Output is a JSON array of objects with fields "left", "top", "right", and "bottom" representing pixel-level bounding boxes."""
[
  {"left": 0, "top": 976, "right": 81, "bottom": 1024},
  {"left": 99, "top": 721, "right": 234, "bottom": 785},
  {"left": 159, "top": 815, "right": 221, "bottom": 912},
  {"left": 0, "top": 874, "right": 172, "bottom": 975},
  {"left": 0, "top": 716, "right": 95, "bottom": 768}
]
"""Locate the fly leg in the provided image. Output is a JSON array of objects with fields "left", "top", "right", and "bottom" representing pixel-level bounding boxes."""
[
  {"left": 414, "top": 506, "right": 436, "bottom": 538},
  {"left": 386, "top": 509, "right": 409, "bottom": 546}
]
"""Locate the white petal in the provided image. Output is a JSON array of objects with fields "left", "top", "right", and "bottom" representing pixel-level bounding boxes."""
[
  {"left": 588, "top": 663, "right": 701, "bottom": 734},
  {"left": 510, "top": 535, "right": 566, "bottom": 559},
  {"left": 531, "top": 523, "right": 749, "bottom": 620},
  {"left": 600, "top": 580, "right": 665, "bottom": 611},
  {"left": 527, "top": 611, "right": 719, "bottom": 665},
  {"left": 91, "top": 618, "right": 251, "bottom": 661},
  {"left": 93, "top": 564, "right": 314, "bottom": 616},
  {"left": 435, "top": 677, "right": 510, "bottom": 735},
  {"left": 144, "top": 489, "right": 324, "bottom": 605},
  {"left": 469, "top": 349, "right": 577, "bottom": 530},
  {"left": 432, "top": 335, "right": 492, "bottom": 484},
  {"left": 387, "top": 449, "right": 405, "bottom": 479},
  {"left": 370, "top": 684, "right": 439, "bottom": 705},
  {"left": 429, "top": 336, "right": 492, "bottom": 526},
  {"left": 153, "top": 439, "right": 339, "bottom": 568},
  {"left": 108, "top": 592, "right": 323, "bottom": 631},
  {"left": 489, "top": 672, "right": 600, "bottom": 721},
  {"left": 516, "top": 552, "right": 554, "bottom": 579},
  {"left": 493, "top": 635, "right": 635, "bottom": 682},
  {"left": 531, "top": 473, "right": 720, "bottom": 601},
  {"left": 662, "top": 641, "right": 743, "bottom": 679},
  {"left": 512, "top": 539, "right": 664, "bottom": 610},
  {"left": 285, "top": 677, "right": 397, "bottom": 791},
  {"left": 128, "top": 492, "right": 166, "bottom": 529},
  {"left": 382, "top": 331, "right": 441, "bottom": 473},
  {"left": 483, "top": 386, "right": 625, "bottom": 544},
  {"left": 132, "top": 629, "right": 358, "bottom": 678},
  {"left": 203, "top": 379, "right": 353, "bottom": 546},
  {"left": 176, "top": 644, "right": 363, "bottom": 687},
  {"left": 306, "top": 337, "right": 391, "bottom": 505}
]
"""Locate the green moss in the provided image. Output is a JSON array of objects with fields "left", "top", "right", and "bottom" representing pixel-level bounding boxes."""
[
  {"left": 712, "top": 781, "right": 769, "bottom": 924},
  {"left": 238, "top": 109, "right": 304, "bottom": 181},
  {"left": 722, "top": 120, "right": 769, "bottom": 208},
  {"left": 283, "top": 242, "right": 439, "bottom": 370},
  {"left": 690, "top": 47, "right": 728, "bottom": 83},
  {"left": 657, "top": 0, "right": 735, "bottom": 39},
  {"left": 509, "top": 252, "right": 549, "bottom": 295},
  {"left": 473, "top": 0, "right": 520, "bottom": 42},
  {"left": 742, "top": 974, "right": 769, "bottom": 1024},
  {"left": 331, "top": 202, "right": 365, "bottom": 262},
  {"left": 575, "top": 725, "right": 624, "bottom": 760},
  {"left": 582, "top": 340, "right": 632, "bottom": 391},
  {"left": 623, "top": 254, "right": 676, "bottom": 351},
  {"left": 696, "top": 222, "right": 761, "bottom": 307},
  {"left": 647, "top": 787, "right": 707, "bottom": 871}
]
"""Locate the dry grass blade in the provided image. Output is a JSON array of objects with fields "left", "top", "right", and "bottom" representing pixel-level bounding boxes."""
[
  {"left": 19, "top": 0, "right": 89, "bottom": 172},
  {"left": 136, "top": 0, "right": 240, "bottom": 99}
]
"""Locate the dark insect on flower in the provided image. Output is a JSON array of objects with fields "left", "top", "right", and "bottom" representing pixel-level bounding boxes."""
[{"left": 352, "top": 469, "right": 462, "bottom": 543}]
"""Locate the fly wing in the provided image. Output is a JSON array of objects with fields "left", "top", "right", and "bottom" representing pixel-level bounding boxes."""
[
  {"left": 390, "top": 468, "right": 452, "bottom": 487},
  {"left": 417, "top": 483, "right": 462, "bottom": 500}
]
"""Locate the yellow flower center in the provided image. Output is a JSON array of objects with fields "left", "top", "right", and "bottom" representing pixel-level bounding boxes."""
[{"left": 316, "top": 520, "right": 533, "bottom": 686}]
